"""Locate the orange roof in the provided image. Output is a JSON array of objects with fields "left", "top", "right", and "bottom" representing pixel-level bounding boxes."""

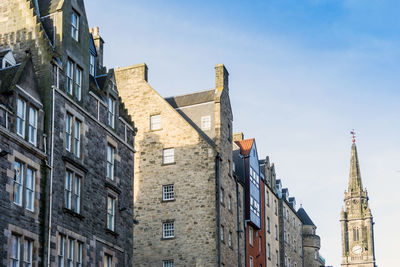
[{"left": 234, "top": 138, "right": 255, "bottom": 156}]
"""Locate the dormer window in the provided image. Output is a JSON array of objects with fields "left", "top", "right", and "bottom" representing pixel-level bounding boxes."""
[
  {"left": 89, "top": 53, "right": 95, "bottom": 76},
  {"left": 71, "top": 11, "right": 79, "bottom": 41},
  {"left": 1, "top": 50, "right": 16, "bottom": 69}
]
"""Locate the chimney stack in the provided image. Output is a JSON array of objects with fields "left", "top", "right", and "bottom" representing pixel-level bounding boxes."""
[
  {"left": 90, "top": 26, "right": 104, "bottom": 69},
  {"left": 215, "top": 64, "right": 229, "bottom": 90}
]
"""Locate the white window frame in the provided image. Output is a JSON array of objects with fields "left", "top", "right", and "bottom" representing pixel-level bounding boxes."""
[
  {"left": 73, "top": 175, "right": 81, "bottom": 214},
  {"left": 89, "top": 53, "right": 95, "bottom": 76},
  {"left": 162, "top": 184, "right": 174, "bottom": 201},
  {"left": 73, "top": 120, "right": 81, "bottom": 158},
  {"left": 162, "top": 148, "right": 174, "bottom": 164},
  {"left": 58, "top": 235, "right": 65, "bottom": 267},
  {"left": 23, "top": 239, "right": 33, "bottom": 267},
  {"left": 64, "top": 171, "right": 73, "bottom": 210},
  {"left": 16, "top": 98, "right": 26, "bottom": 137},
  {"left": 66, "top": 60, "right": 73, "bottom": 95},
  {"left": 28, "top": 107, "right": 37, "bottom": 145},
  {"left": 163, "top": 260, "right": 174, "bottom": 267},
  {"left": 107, "top": 196, "right": 115, "bottom": 231},
  {"left": 162, "top": 221, "right": 174, "bottom": 239},
  {"left": 74, "top": 67, "right": 82, "bottom": 101},
  {"left": 13, "top": 161, "right": 23, "bottom": 206},
  {"left": 107, "top": 96, "right": 115, "bottom": 128},
  {"left": 25, "top": 167, "right": 35, "bottom": 211},
  {"left": 150, "top": 114, "right": 161, "bottom": 130},
  {"left": 76, "top": 242, "right": 83, "bottom": 267},
  {"left": 249, "top": 256, "right": 254, "bottom": 267},
  {"left": 67, "top": 238, "right": 74, "bottom": 267},
  {"left": 65, "top": 114, "right": 72, "bottom": 151},
  {"left": 11, "top": 234, "right": 20, "bottom": 267},
  {"left": 201, "top": 115, "right": 211, "bottom": 130},
  {"left": 71, "top": 11, "right": 79, "bottom": 41},
  {"left": 106, "top": 144, "right": 115, "bottom": 180}
]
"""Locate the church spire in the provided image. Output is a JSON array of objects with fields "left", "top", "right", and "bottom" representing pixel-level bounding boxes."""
[{"left": 348, "top": 142, "right": 363, "bottom": 193}]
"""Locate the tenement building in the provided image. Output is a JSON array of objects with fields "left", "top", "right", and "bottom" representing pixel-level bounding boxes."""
[
  {"left": 0, "top": 0, "right": 135, "bottom": 266},
  {"left": 278, "top": 183, "right": 303, "bottom": 267},
  {"left": 260, "top": 157, "right": 281, "bottom": 267},
  {"left": 115, "top": 63, "right": 240, "bottom": 266},
  {"left": 233, "top": 135, "right": 266, "bottom": 267},
  {"left": 298, "top": 207, "right": 326, "bottom": 267},
  {"left": 340, "top": 141, "right": 376, "bottom": 267}
]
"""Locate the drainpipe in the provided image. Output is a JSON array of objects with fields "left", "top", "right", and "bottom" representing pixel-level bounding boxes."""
[
  {"left": 244, "top": 219, "right": 250, "bottom": 267},
  {"left": 46, "top": 86, "right": 56, "bottom": 267},
  {"left": 216, "top": 153, "right": 221, "bottom": 267}
]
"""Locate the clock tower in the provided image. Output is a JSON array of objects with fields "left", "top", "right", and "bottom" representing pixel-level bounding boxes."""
[{"left": 340, "top": 142, "right": 376, "bottom": 267}]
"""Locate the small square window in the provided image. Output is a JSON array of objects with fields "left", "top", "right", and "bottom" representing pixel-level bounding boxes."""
[
  {"left": 163, "top": 260, "right": 174, "bottom": 267},
  {"left": 163, "top": 185, "right": 174, "bottom": 201},
  {"left": 150, "top": 114, "right": 161, "bottom": 130},
  {"left": 162, "top": 221, "right": 174, "bottom": 238},
  {"left": 201, "top": 115, "right": 211, "bottom": 130},
  {"left": 162, "top": 148, "right": 174, "bottom": 164}
]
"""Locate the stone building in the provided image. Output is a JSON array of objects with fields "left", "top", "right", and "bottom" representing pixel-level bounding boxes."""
[
  {"left": 115, "top": 63, "right": 240, "bottom": 266},
  {"left": 277, "top": 182, "right": 303, "bottom": 267},
  {"left": 340, "top": 142, "right": 376, "bottom": 267},
  {"left": 260, "top": 157, "right": 281, "bottom": 267},
  {"left": 298, "top": 207, "right": 324, "bottom": 267},
  {"left": 0, "top": 0, "right": 135, "bottom": 266}
]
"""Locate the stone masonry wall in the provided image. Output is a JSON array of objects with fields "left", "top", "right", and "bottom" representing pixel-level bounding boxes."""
[{"left": 115, "top": 64, "right": 219, "bottom": 266}]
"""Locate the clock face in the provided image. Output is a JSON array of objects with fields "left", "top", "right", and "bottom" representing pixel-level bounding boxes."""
[{"left": 352, "top": 245, "right": 362, "bottom": 255}]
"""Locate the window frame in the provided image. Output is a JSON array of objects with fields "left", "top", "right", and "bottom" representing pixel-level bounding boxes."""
[
  {"left": 201, "top": 115, "right": 211, "bottom": 130},
  {"left": 150, "top": 114, "right": 161, "bottom": 131},
  {"left": 162, "top": 221, "right": 175, "bottom": 239},
  {"left": 107, "top": 96, "right": 115, "bottom": 128},
  {"left": 73, "top": 120, "right": 81, "bottom": 158},
  {"left": 162, "top": 184, "right": 175, "bottom": 201},
  {"left": 58, "top": 235, "right": 65, "bottom": 267},
  {"left": 71, "top": 10, "right": 80, "bottom": 41},
  {"left": 74, "top": 66, "right": 82, "bottom": 101},
  {"left": 89, "top": 53, "right": 95, "bottom": 76},
  {"left": 249, "top": 226, "right": 253, "bottom": 246},
  {"left": 106, "top": 144, "right": 115, "bottom": 180},
  {"left": 25, "top": 167, "right": 35, "bottom": 212},
  {"left": 23, "top": 238, "right": 33, "bottom": 267},
  {"left": 66, "top": 60, "right": 74, "bottom": 95},
  {"left": 65, "top": 113, "right": 73, "bottom": 152},
  {"left": 162, "top": 148, "right": 175, "bottom": 165},
  {"left": 64, "top": 170, "right": 82, "bottom": 214},
  {"left": 28, "top": 106, "right": 37, "bottom": 145},
  {"left": 13, "top": 161, "right": 23, "bottom": 206},
  {"left": 10, "top": 234, "right": 21, "bottom": 267},
  {"left": 107, "top": 196, "right": 116, "bottom": 231},
  {"left": 16, "top": 98, "right": 26, "bottom": 137},
  {"left": 163, "top": 260, "right": 174, "bottom": 267}
]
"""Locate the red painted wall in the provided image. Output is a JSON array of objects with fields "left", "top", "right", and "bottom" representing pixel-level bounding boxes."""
[{"left": 246, "top": 178, "right": 266, "bottom": 267}]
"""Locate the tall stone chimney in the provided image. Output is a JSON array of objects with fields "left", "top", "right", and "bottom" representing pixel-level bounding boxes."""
[
  {"left": 215, "top": 64, "right": 229, "bottom": 90},
  {"left": 90, "top": 26, "right": 104, "bottom": 69}
]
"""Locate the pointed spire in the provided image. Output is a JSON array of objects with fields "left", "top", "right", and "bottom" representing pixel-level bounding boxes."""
[{"left": 348, "top": 143, "right": 363, "bottom": 193}]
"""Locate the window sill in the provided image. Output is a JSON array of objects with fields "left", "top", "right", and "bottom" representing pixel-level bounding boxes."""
[
  {"left": 105, "top": 228, "right": 119, "bottom": 237},
  {"left": 62, "top": 155, "right": 88, "bottom": 173},
  {"left": 62, "top": 207, "right": 84, "bottom": 220},
  {"left": 149, "top": 128, "right": 163, "bottom": 132},
  {"left": 161, "top": 162, "right": 176, "bottom": 166},
  {"left": 161, "top": 237, "right": 175, "bottom": 241},
  {"left": 161, "top": 198, "right": 176, "bottom": 203}
]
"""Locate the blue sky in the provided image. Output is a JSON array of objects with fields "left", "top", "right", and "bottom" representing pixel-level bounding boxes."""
[{"left": 86, "top": 0, "right": 400, "bottom": 265}]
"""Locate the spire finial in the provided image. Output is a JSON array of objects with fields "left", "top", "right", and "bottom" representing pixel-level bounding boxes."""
[{"left": 350, "top": 129, "right": 356, "bottom": 144}]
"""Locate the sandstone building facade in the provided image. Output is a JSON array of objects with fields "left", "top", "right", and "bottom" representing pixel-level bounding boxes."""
[
  {"left": 115, "top": 63, "right": 241, "bottom": 266},
  {"left": 341, "top": 142, "right": 376, "bottom": 267},
  {"left": 0, "top": 0, "right": 135, "bottom": 266}
]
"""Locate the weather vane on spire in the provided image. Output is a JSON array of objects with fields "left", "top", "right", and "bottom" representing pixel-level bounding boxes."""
[{"left": 350, "top": 129, "right": 356, "bottom": 144}]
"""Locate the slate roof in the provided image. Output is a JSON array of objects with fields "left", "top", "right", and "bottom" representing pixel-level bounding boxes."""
[
  {"left": 0, "top": 49, "right": 11, "bottom": 60},
  {"left": 165, "top": 89, "right": 215, "bottom": 108},
  {"left": 0, "top": 65, "right": 20, "bottom": 93},
  {"left": 297, "top": 207, "right": 316, "bottom": 226},
  {"left": 234, "top": 138, "right": 255, "bottom": 156}
]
